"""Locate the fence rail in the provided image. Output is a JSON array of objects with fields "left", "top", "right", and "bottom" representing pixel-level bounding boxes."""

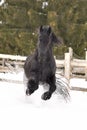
[{"left": 0, "top": 54, "right": 26, "bottom": 61}]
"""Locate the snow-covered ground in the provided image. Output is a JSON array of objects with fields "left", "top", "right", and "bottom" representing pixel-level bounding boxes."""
[{"left": 0, "top": 72, "right": 87, "bottom": 130}]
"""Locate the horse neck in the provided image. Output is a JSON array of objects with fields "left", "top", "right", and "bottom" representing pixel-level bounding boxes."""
[{"left": 36, "top": 46, "right": 54, "bottom": 62}]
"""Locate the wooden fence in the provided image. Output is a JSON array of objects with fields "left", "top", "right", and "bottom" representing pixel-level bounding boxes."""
[
  {"left": 56, "top": 47, "right": 87, "bottom": 81},
  {"left": 0, "top": 47, "right": 87, "bottom": 81},
  {"left": 0, "top": 48, "right": 87, "bottom": 92},
  {"left": 0, "top": 54, "right": 26, "bottom": 73}
]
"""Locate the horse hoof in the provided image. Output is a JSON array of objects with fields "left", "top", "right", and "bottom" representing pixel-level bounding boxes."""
[
  {"left": 26, "top": 89, "right": 30, "bottom": 96},
  {"left": 26, "top": 88, "right": 35, "bottom": 95},
  {"left": 41, "top": 92, "right": 51, "bottom": 100}
]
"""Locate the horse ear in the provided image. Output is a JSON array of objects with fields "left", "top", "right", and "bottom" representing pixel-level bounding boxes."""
[
  {"left": 40, "top": 25, "right": 43, "bottom": 32},
  {"left": 47, "top": 26, "right": 51, "bottom": 35}
]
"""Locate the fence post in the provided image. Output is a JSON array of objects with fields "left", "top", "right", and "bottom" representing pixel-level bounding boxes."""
[
  {"left": 69, "top": 47, "right": 73, "bottom": 60},
  {"left": 85, "top": 51, "right": 87, "bottom": 81},
  {"left": 2, "top": 58, "right": 5, "bottom": 67},
  {"left": 65, "top": 52, "right": 71, "bottom": 80},
  {"left": 64, "top": 51, "right": 71, "bottom": 88}
]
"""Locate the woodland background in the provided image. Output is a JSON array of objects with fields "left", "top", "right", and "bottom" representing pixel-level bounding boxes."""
[{"left": 0, "top": 0, "right": 87, "bottom": 58}]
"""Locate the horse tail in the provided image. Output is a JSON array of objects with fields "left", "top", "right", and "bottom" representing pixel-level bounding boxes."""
[{"left": 55, "top": 75, "right": 70, "bottom": 101}]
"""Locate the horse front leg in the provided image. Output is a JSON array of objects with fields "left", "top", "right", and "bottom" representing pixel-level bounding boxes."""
[
  {"left": 26, "top": 76, "right": 39, "bottom": 96},
  {"left": 41, "top": 75, "right": 56, "bottom": 100}
]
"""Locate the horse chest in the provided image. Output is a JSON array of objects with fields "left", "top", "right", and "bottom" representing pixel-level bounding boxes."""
[{"left": 38, "top": 60, "right": 55, "bottom": 81}]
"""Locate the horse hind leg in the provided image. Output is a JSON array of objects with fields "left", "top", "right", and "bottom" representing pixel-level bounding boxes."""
[{"left": 26, "top": 77, "right": 39, "bottom": 95}]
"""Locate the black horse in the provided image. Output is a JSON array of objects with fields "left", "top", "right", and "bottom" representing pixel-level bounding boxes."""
[{"left": 24, "top": 25, "right": 62, "bottom": 100}]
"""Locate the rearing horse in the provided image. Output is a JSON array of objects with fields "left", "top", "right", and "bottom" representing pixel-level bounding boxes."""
[{"left": 24, "top": 25, "right": 61, "bottom": 100}]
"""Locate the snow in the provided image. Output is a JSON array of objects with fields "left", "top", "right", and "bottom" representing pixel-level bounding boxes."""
[
  {"left": 0, "top": 71, "right": 23, "bottom": 81},
  {"left": 0, "top": 72, "right": 87, "bottom": 130},
  {"left": 42, "top": 2, "right": 48, "bottom": 9},
  {"left": 71, "top": 78, "right": 87, "bottom": 88},
  {"left": 0, "top": 0, "right": 5, "bottom": 6}
]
